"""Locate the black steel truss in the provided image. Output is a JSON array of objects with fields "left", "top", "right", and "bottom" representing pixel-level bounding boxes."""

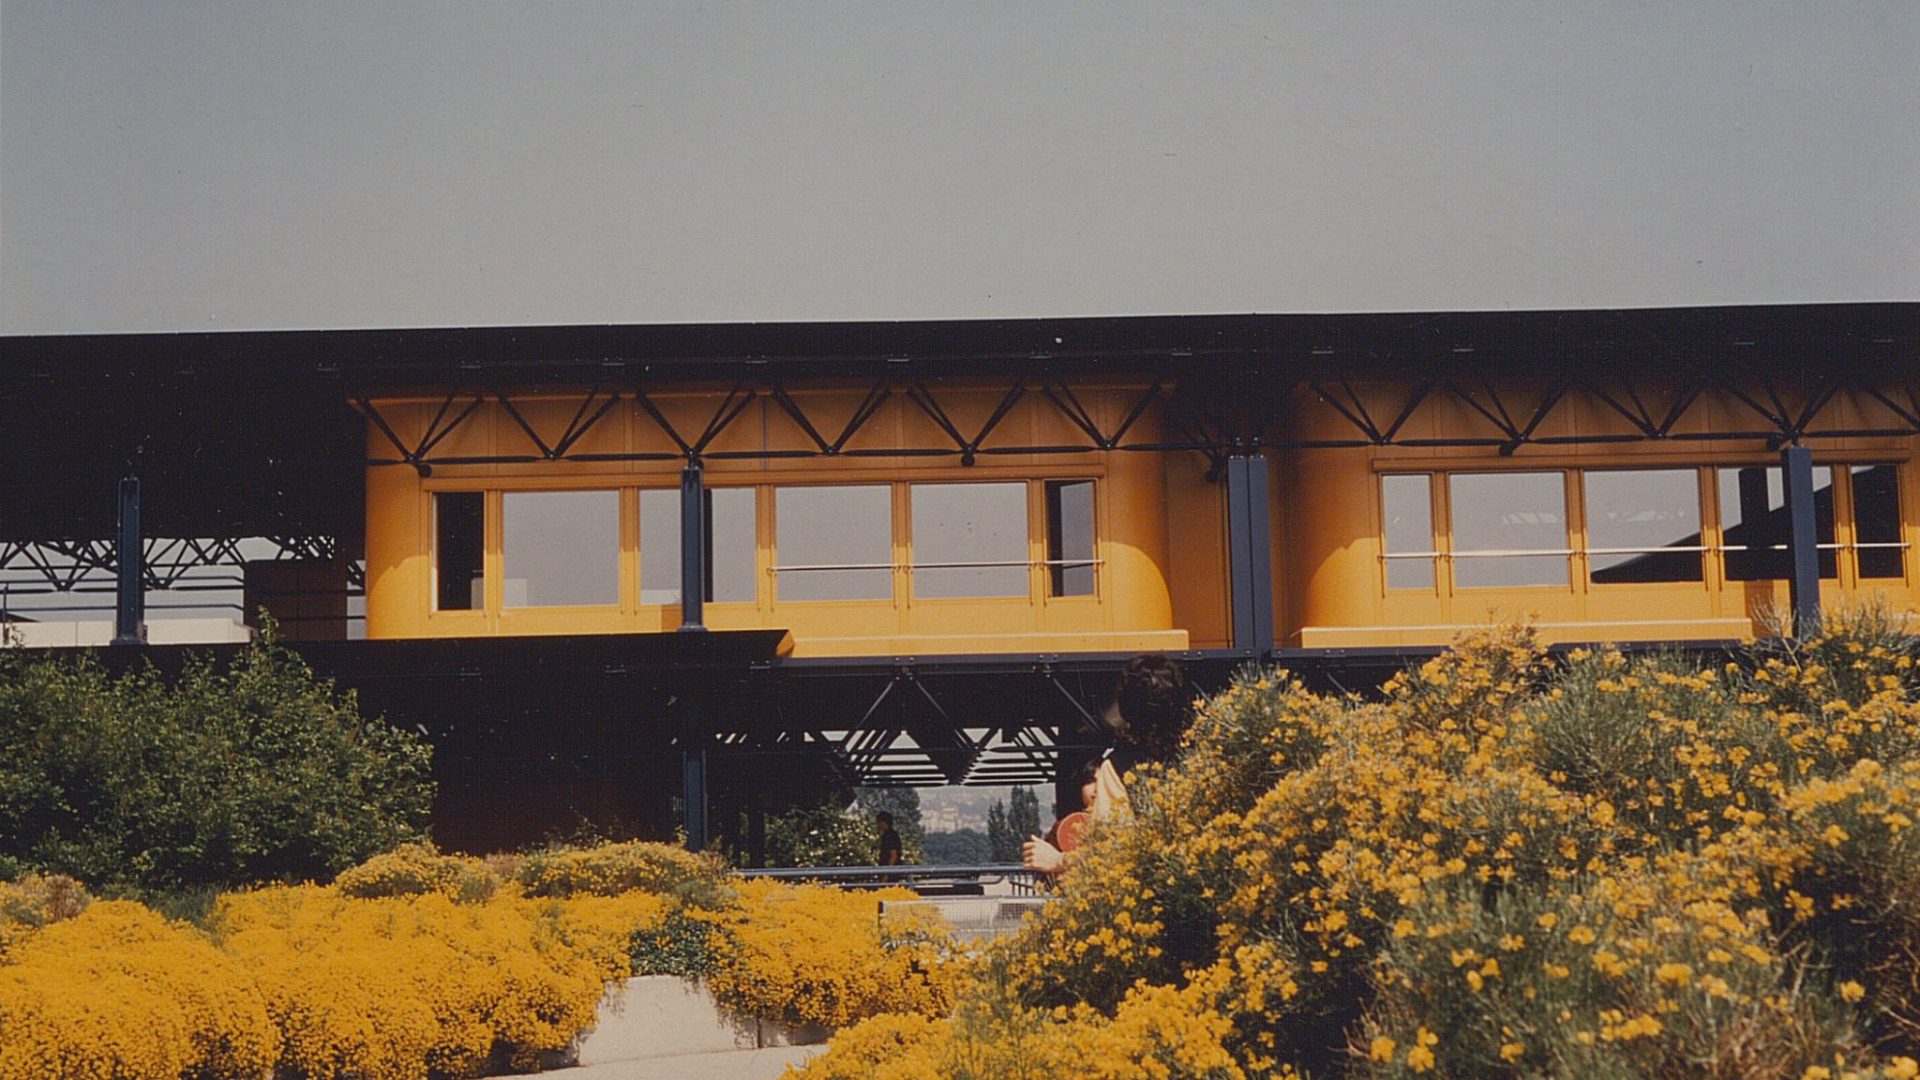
[
  {"left": 0, "top": 535, "right": 361, "bottom": 595},
  {"left": 353, "top": 367, "right": 1920, "bottom": 479}
]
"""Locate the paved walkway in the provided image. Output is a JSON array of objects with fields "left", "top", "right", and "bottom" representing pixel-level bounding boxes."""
[{"left": 548, "top": 1045, "right": 822, "bottom": 1080}]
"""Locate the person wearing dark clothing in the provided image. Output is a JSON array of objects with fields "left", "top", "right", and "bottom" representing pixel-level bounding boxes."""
[{"left": 875, "top": 811, "right": 904, "bottom": 866}]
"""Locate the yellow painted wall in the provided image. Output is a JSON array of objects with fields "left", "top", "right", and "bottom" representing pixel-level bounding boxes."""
[
  {"left": 363, "top": 382, "right": 1190, "bottom": 657},
  {"left": 1277, "top": 378, "right": 1920, "bottom": 647}
]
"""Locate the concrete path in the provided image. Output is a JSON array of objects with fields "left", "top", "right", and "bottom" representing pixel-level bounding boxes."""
[{"left": 548, "top": 1044, "right": 822, "bottom": 1080}]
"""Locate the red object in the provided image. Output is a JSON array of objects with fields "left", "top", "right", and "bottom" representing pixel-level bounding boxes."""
[{"left": 1055, "top": 811, "right": 1091, "bottom": 852}]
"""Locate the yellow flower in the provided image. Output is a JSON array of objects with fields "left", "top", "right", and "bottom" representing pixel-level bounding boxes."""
[
  {"left": 1499, "top": 1041, "right": 1525, "bottom": 1062},
  {"left": 1838, "top": 980, "right": 1866, "bottom": 1002},
  {"left": 1369, "top": 1036, "right": 1396, "bottom": 1062}
]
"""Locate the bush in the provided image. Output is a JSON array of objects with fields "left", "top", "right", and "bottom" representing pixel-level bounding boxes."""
[
  {"left": 516, "top": 839, "right": 734, "bottom": 908},
  {"left": 0, "top": 900, "right": 279, "bottom": 1080},
  {"left": 793, "top": 619, "right": 1920, "bottom": 1079},
  {"left": 0, "top": 873, "right": 90, "bottom": 955},
  {"left": 335, "top": 842, "right": 499, "bottom": 904},
  {"left": 0, "top": 637, "right": 433, "bottom": 896},
  {"left": 705, "top": 879, "right": 954, "bottom": 1030}
]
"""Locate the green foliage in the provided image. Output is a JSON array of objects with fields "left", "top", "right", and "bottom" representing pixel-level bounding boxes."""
[
  {"left": 0, "top": 637, "right": 434, "bottom": 897},
  {"left": 629, "top": 908, "right": 730, "bottom": 979},
  {"left": 763, "top": 800, "right": 884, "bottom": 867},
  {"left": 922, "top": 828, "right": 992, "bottom": 865},
  {"left": 986, "top": 787, "right": 1042, "bottom": 862}
]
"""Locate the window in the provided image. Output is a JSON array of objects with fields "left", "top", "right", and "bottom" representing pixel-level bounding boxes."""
[
  {"left": 1045, "top": 480, "right": 1096, "bottom": 597},
  {"left": 639, "top": 487, "right": 758, "bottom": 605},
  {"left": 1852, "top": 464, "right": 1906, "bottom": 580},
  {"left": 1718, "top": 466, "right": 1837, "bottom": 581},
  {"left": 435, "top": 492, "right": 484, "bottom": 611},
  {"left": 1585, "top": 469, "right": 1704, "bottom": 584},
  {"left": 775, "top": 485, "right": 892, "bottom": 601},
  {"left": 638, "top": 489, "right": 680, "bottom": 606},
  {"left": 911, "top": 482, "right": 1029, "bottom": 598},
  {"left": 1449, "top": 472, "right": 1570, "bottom": 588},
  {"left": 502, "top": 490, "right": 619, "bottom": 607},
  {"left": 1381, "top": 474, "right": 1436, "bottom": 590}
]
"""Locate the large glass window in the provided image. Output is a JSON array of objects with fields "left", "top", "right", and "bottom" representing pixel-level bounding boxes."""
[
  {"left": 502, "top": 490, "right": 620, "bottom": 607},
  {"left": 434, "top": 491, "right": 484, "bottom": 611},
  {"left": 775, "top": 485, "right": 892, "bottom": 601},
  {"left": 1852, "top": 464, "right": 1906, "bottom": 580},
  {"left": 1718, "top": 466, "right": 1837, "bottom": 580},
  {"left": 1449, "top": 472, "right": 1570, "bottom": 588},
  {"left": 911, "top": 482, "right": 1029, "bottom": 598},
  {"left": 1381, "top": 474, "right": 1436, "bottom": 590},
  {"left": 1045, "top": 480, "right": 1096, "bottom": 597},
  {"left": 1584, "top": 469, "right": 1704, "bottom": 584},
  {"left": 638, "top": 487, "right": 759, "bottom": 605}
]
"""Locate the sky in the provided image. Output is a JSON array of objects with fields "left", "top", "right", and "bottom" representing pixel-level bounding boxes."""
[{"left": 2, "top": 2, "right": 1916, "bottom": 334}]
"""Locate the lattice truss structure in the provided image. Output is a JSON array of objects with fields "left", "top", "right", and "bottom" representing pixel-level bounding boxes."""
[
  {"left": 354, "top": 364, "right": 1920, "bottom": 477},
  {"left": 0, "top": 535, "right": 361, "bottom": 619},
  {"left": 694, "top": 657, "right": 1130, "bottom": 787}
]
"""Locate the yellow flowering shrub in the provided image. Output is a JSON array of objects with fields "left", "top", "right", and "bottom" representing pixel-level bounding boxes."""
[
  {"left": 515, "top": 839, "right": 734, "bottom": 908},
  {"left": 210, "top": 883, "right": 658, "bottom": 1078},
  {"left": 708, "top": 879, "right": 955, "bottom": 1029},
  {"left": 333, "top": 841, "right": 500, "bottom": 903},
  {"left": 0, "top": 873, "right": 90, "bottom": 955},
  {"left": 0, "top": 900, "right": 277, "bottom": 1080},
  {"left": 796, "top": 618, "right": 1920, "bottom": 1079}
]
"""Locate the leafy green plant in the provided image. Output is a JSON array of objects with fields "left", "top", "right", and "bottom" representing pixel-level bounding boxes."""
[{"left": 0, "top": 636, "right": 433, "bottom": 896}]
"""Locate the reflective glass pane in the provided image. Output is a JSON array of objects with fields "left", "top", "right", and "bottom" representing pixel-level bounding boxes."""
[
  {"left": 1046, "top": 480, "right": 1096, "bottom": 597},
  {"left": 1719, "top": 466, "right": 1837, "bottom": 580},
  {"left": 1382, "top": 474, "right": 1436, "bottom": 591},
  {"left": 1585, "top": 469, "right": 1703, "bottom": 583},
  {"left": 435, "top": 491, "right": 484, "bottom": 611},
  {"left": 640, "top": 487, "right": 757, "bottom": 604},
  {"left": 502, "top": 490, "right": 619, "bottom": 607},
  {"left": 1853, "top": 464, "right": 1904, "bottom": 579},
  {"left": 912, "top": 482, "right": 1028, "bottom": 598},
  {"left": 776, "top": 485, "right": 892, "bottom": 601},
  {"left": 639, "top": 489, "right": 681, "bottom": 605},
  {"left": 1449, "top": 472, "right": 1569, "bottom": 588},
  {"left": 707, "top": 488, "right": 758, "bottom": 603}
]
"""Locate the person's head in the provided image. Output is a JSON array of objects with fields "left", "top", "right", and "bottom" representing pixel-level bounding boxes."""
[
  {"left": 1111, "top": 653, "right": 1192, "bottom": 763},
  {"left": 875, "top": 811, "right": 894, "bottom": 831},
  {"left": 1075, "top": 758, "right": 1101, "bottom": 812}
]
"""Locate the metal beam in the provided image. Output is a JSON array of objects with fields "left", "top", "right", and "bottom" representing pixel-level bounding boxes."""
[
  {"left": 1781, "top": 445, "right": 1822, "bottom": 635},
  {"left": 679, "top": 465, "right": 706, "bottom": 632},
  {"left": 111, "top": 477, "right": 145, "bottom": 646},
  {"left": 681, "top": 693, "right": 710, "bottom": 851},
  {"left": 1225, "top": 455, "right": 1275, "bottom": 653}
]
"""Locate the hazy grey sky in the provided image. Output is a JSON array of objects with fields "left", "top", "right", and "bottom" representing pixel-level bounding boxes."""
[{"left": 3, "top": 2, "right": 1915, "bottom": 334}]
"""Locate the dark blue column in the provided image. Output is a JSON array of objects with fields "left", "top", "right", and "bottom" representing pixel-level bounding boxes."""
[
  {"left": 112, "top": 476, "right": 146, "bottom": 646},
  {"left": 680, "top": 699, "right": 709, "bottom": 851},
  {"left": 1781, "top": 445, "right": 1822, "bottom": 635},
  {"left": 679, "top": 464, "right": 707, "bottom": 632},
  {"left": 1225, "top": 455, "right": 1275, "bottom": 653}
]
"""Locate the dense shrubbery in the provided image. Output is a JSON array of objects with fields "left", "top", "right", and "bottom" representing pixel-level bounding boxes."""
[
  {"left": 797, "top": 620, "right": 1920, "bottom": 1079},
  {"left": 0, "top": 638, "right": 433, "bottom": 896},
  {"left": 0, "top": 840, "right": 949, "bottom": 1079}
]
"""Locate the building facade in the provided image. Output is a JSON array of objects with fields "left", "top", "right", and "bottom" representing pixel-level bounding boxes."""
[{"left": 5, "top": 304, "right": 1916, "bottom": 850}]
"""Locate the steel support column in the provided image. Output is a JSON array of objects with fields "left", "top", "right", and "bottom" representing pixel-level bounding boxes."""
[
  {"left": 1225, "top": 455, "right": 1275, "bottom": 653},
  {"left": 679, "top": 464, "right": 707, "bottom": 632},
  {"left": 1782, "top": 445, "right": 1822, "bottom": 635},
  {"left": 112, "top": 477, "right": 146, "bottom": 646},
  {"left": 681, "top": 696, "right": 710, "bottom": 851}
]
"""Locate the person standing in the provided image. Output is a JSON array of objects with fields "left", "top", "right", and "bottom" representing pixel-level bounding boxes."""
[{"left": 875, "top": 811, "right": 904, "bottom": 866}]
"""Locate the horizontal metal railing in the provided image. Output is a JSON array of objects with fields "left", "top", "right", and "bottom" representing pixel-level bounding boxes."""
[{"left": 738, "top": 862, "right": 1043, "bottom": 895}]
